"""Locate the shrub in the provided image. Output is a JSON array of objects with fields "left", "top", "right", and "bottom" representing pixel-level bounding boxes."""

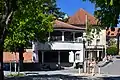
[{"left": 106, "top": 46, "right": 118, "bottom": 55}]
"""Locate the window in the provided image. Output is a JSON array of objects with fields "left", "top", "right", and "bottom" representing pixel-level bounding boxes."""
[
  {"left": 50, "top": 31, "right": 62, "bottom": 41},
  {"left": 96, "top": 39, "right": 100, "bottom": 45},
  {"left": 64, "top": 31, "right": 73, "bottom": 41},
  {"left": 75, "top": 54, "right": 80, "bottom": 60}
]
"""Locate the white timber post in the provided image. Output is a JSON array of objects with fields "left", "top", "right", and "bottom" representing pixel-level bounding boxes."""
[
  {"left": 62, "top": 31, "right": 64, "bottom": 41},
  {"left": 73, "top": 32, "right": 75, "bottom": 41},
  {"left": 48, "top": 32, "right": 50, "bottom": 42},
  {"left": 97, "top": 50, "right": 99, "bottom": 58}
]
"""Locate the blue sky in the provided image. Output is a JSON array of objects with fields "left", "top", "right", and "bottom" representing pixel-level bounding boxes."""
[{"left": 56, "top": 0, "right": 95, "bottom": 16}]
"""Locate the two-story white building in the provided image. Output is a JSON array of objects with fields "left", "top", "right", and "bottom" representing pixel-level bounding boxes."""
[
  {"left": 32, "top": 8, "right": 106, "bottom": 67},
  {"left": 32, "top": 20, "right": 85, "bottom": 67},
  {"left": 67, "top": 8, "right": 106, "bottom": 61}
]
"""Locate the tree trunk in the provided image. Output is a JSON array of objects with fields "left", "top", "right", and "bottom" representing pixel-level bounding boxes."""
[
  {"left": 0, "top": 0, "right": 14, "bottom": 79},
  {"left": 18, "top": 46, "right": 24, "bottom": 71},
  {"left": 0, "top": 41, "right": 4, "bottom": 80}
]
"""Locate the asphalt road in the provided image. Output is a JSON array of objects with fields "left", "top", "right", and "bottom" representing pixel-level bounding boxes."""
[
  {"left": 100, "top": 56, "right": 120, "bottom": 75},
  {"left": 4, "top": 68, "right": 120, "bottom": 80},
  {"left": 4, "top": 56, "right": 120, "bottom": 80}
]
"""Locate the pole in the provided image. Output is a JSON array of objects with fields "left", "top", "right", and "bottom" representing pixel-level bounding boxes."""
[
  {"left": 83, "top": 40, "right": 87, "bottom": 73},
  {"left": 83, "top": 14, "right": 88, "bottom": 73},
  {"left": 85, "top": 14, "right": 88, "bottom": 30},
  {"left": 105, "top": 30, "right": 107, "bottom": 57},
  {"left": 42, "top": 51, "right": 44, "bottom": 64}
]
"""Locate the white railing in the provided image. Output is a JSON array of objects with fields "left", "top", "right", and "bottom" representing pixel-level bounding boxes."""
[{"left": 86, "top": 45, "right": 105, "bottom": 49}]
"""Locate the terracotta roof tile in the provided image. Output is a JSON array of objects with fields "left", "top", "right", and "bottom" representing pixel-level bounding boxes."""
[
  {"left": 106, "top": 28, "right": 119, "bottom": 37},
  {"left": 54, "top": 20, "right": 85, "bottom": 30},
  {"left": 68, "top": 8, "right": 97, "bottom": 25}
]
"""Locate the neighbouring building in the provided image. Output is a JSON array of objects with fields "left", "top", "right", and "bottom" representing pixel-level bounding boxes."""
[
  {"left": 106, "top": 27, "right": 120, "bottom": 55},
  {"left": 68, "top": 8, "right": 106, "bottom": 61},
  {"left": 3, "top": 50, "right": 32, "bottom": 63}
]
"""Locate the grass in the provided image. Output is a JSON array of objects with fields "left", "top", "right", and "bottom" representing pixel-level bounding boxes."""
[{"left": 7, "top": 73, "right": 24, "bottom": 77}]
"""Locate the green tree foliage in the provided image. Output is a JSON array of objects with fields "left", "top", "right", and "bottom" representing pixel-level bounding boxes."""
[
  {"left": 85, "top": 21, "right": 101, "bottom": 44},
  {"left": 0, "top": 0, "right": 64, "bottom": 79},
  {"left": 107, "top": 38, "right": 117, "bottom": 55},
  {"left": 83, "top": 0, "right": 119, "bottom": 27},
  {"left": 0, "top": 0, "right": 18, "bottom": 79},
  {"left": 106, "top": 46, "right": 117, "bottom": 55},
  {"left": 3, "top": 0, "right": 64, "bottom": 51},
  {"left": 108, "top": 38, "right": 117, "bottom": 47}
]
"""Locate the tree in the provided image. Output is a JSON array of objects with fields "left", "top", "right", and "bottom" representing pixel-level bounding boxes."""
[
  {"left": 106, "top": 46, "right": 117, "bottom": 55},
  {"left": 85, "top": 20, "right": 101, "bottom": 45},
  {"left": 107, "top": 38, "right": 118, "bottom": 55},
  {"left": 0, "top": 0, "right": 17, "bottom": 79},
  {"left": 0, "top": 0, "right": 64, "bottom": 79},
  {"left": 83, "top": 0, "right": 120, "bottom": 28}
]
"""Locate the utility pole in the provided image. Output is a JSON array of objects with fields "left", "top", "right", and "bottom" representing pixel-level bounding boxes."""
[{"left": 83, "top": 14, "right": 88, "bottom": 73}]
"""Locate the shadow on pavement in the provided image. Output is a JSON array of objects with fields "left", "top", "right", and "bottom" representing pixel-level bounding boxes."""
[
  {"left": 5, "top": 74, "right": 89, "bottom": 80},
  {"left": 5, "top": 74, "right": 120, "bottom": 80}
]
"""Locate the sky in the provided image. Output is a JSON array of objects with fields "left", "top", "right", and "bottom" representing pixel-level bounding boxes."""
[{"left": 56, "top": 0, "right": 95, "bottom": 16}]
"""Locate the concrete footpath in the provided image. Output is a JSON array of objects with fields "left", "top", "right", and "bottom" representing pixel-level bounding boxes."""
[
  {"left": 4, "top": 70, "right": 120, "bottom": 78},
  {"left": 75, "top": 73, "right": 120, "bottom": 78}
]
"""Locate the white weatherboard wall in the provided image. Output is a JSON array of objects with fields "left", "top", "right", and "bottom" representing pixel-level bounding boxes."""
[
  {"left": 32, "top": 41, "right": 84, "bottom": 63},
  {"left": 69, "top": 51, "right": 74, "bottom": 63},
  {"left": 35, "top": 42, "right": 83, "bottom": 50},
  {"left": 90, "top": 30, "right": 106, "bottom": 46}
]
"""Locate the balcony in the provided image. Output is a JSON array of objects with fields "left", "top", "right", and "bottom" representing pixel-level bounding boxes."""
[{"left": 32, "top": 30, "right": 84, "bottom": 51}]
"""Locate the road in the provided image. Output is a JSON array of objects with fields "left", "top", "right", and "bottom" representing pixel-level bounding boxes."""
[
  {"left": 4, "top": 68, "right": 120, "bottom": 80},
  {"left": 100, "top": 56, "right": 120, "bottom": 75},
  {"left": 4, "top": 56, "right": 120, "bottom": 80}
]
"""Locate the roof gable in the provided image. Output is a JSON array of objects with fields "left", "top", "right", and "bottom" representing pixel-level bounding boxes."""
[{"left": 68, "top": 8, "right": 97, "bottom": 25}]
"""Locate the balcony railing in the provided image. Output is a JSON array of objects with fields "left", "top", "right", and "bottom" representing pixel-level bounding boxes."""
[{"left": 49, "top": 36, "right": 83, "bottom": 43}]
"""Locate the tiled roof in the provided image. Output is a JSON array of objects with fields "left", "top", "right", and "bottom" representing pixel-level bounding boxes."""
[
  {"left": 106, "top": 27, "right": 120, "bottom": 37},
  {"left": 68, "top": 8, "right": 97, "bottom": 25},
  {"left": 3, "top": 52, "right": 33, "bottom": 63},
  {"left": 54, "top": 20, "right": 85, "bottom": 30}
]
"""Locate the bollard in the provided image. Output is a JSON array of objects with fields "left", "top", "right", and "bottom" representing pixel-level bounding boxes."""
[
  {"left": 10, "top": 61, "right": 12, "bottom": 74},
  {"left": 98, "top": 67, "right": 100, "bottom": 74},
  {"left": 79, "top": 67, "right": 81, "bottom": 74},
  {"left": 14, "top": 61, "right": 17, "bottom": 73}
]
